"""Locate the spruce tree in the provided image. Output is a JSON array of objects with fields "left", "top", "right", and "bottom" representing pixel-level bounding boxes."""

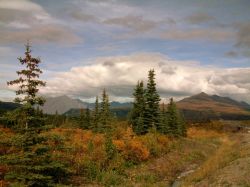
[
  {"left": 1, "top": 43, "right": 69, "bottom": 186},
  {"left": 92, "top": 96, "right": 100, "bottom": 132},
  {"left": 144, "top": 69, "right": 161, "bottom": 131},
  {"left": 79, "top": 108, "right": 86, "bottom": 129},
  {"left": 129, "top": 81, "right": 147, "bottom": 135},
  {"left": 7, "top": 43, "right": 46, "bottom": 130},
  {"left": 99, "top": 89, "right": 111, "bottom": 132},
  {"left": 166, "top": 98, "right": 186, "bottom": 137},
  {"left": 159, "top": 102, "right": 169, "bottom": 134},
  {"left": 84, "top": 107, "right": 91, "bottom": 129}
]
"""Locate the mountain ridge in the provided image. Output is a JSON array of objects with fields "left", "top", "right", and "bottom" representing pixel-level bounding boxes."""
[{"left": 177, "top": 92, "right": 250, "bottom": 122}]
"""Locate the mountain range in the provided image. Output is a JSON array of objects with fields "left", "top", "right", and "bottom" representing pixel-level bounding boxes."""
[
  {"left": 40, "top": 96, "right": 132, "bottom": 115},
  {"left": 1, "top": 92, "right": 250, "bottom": 121}
]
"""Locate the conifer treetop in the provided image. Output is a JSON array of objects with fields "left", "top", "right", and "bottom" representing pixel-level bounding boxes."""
[{"left": 7, "top": 42, "right": 46, "bottom": 106}]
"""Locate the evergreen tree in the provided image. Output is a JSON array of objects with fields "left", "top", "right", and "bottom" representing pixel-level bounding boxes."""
[
  {"left": 166, "top": 98, "right": 186, "bottom": 137},
  {"left": 144, "top": 69, "right": 161, "bottom": 131},
  {"left": 1, "top": 43, "right": 70, "bottom": 186},
  {"left": 84, "top": 108, "right": 91, "bottom": 129},
  {"left": 99, "top": 89, "right": 111, "bottom": 132},
  {"left": 92, "top": 96, "right": 100, "bottom": 132},
  {"left": 129, "top": 81, "right": 147, "bottom": 135},
  {"left": 158, "top": 102, "right": 169, "bottom": 134},
  {"left": 52, "top": 110, "right": 61, "bottom": 127},
  {"left": 7, "top": 42, "right": 46, "bottom": 130},
  {"left": 177, "top": 111, "right": 187, "bottom": 137},
  {"left": 79, "top": 108, "right": 86, "bottom": 129}
]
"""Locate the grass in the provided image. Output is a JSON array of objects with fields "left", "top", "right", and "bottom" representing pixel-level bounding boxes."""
[{"left": 181, "top": 132, "right": 250, "bottom": 186}]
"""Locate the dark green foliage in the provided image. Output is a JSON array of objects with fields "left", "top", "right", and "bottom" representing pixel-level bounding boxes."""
[
  {"left": 129, "top": 81, "right": 147, "bottom": 135},
  {"left": 144, "top": 69, "right": 161, "bottom": 131},
  {"left": 0, "top": 101, "right": 21, "bottom": 111},
  {"left": 79, "top": 108, "right": 92, "bottom": 129},
  {"left": 158, "top": 102, "right": 169, "bottom": 134},
  {"left": 166, "top": 98, "right": 186, "bottom": 137},
  {"left": 92, "top": 96, "right": 100, "bottom": 132},
  {"left": 130, "top": 70, "right": 186, "bottom": 137},
  {"left": 85, "top": 108, "right": 91, "bottom": 129},
  {"left": 99, "top": 89, "right": 112, "bottom": 132},
  {"left": 1, "top": 131, "right": 70, "bottom": 186},
  {"left": 130, "top": 70, "right": 161, "bottom": 135},
  {"left": 105, "top": 135, "right": 117, "bottom": 160}
]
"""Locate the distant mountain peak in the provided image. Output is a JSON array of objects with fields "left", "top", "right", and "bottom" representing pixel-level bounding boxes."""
[
  {"left": 178, "top": 92, "right": 250, "bottom": 114},
  {"left": 41, "top": 95, "right": 86, "bottom": 114},
  {"left": 196, "top": 92, "right": 209, "bottom": 97}
]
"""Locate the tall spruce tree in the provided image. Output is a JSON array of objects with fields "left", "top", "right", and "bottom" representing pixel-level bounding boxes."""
[
  {"left": 99, "top": 89, "right": 111, "bottom": 132},
  {"left": 159, "top": 102, "right": 169, "bottom": 134},
  {"left": 144, "top": 69, "right": 161, "bottom": 131},
  {"left": 129, "top": 81, "right": 147, "bottom": 135},
  {"left": 1, "top": 43, "right": 69, "bottom": 186},
  {"left": 92, "top": 96, "right": 100, "bottom": 132},
  {"left": 7, "top": 43, "right": 46, "bottom": 130}
]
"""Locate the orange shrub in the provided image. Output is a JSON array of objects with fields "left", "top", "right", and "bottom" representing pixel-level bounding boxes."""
[
  {"left": 126, "top": 139, "right": 150, "bottom": 162},
  {"left": 92, "top": 134, "right": 104, "bottom": 147},
  {"left": 113, "top": 140, "right": 126, "bottom": 151},
  {"left": 157, "top": 135, "right": 169, "bottom": 146}
]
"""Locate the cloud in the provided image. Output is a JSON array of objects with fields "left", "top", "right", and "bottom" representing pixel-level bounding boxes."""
[
  {"left": 225, "top": 51, "right": 238, "bottom": 58},
  {"left": 70, "top": 12, "right": 98, "bottom": 22},
  {"left": 161, "top": 28, "right": 233, "bottom": 42},
  {"left": 0, "top": 0, "right": 81, "bottom": 45},
  {"left": 0, "top": 46, "right": 16, "bottom": 57},
  {"left": 235, "top": 23, "right": 250, "bottom": 48},
  {"left": 0, "top": 0, "right": 46, "bottom": 12},
  {"left": 186, "top": 12, "right": 215, "bottom": 24},
  {"left": 0, "top": 0, "right": 51, "bottom": 27},
  {"left": 0, "top": 25, "right": 82, "bottom": 45},
  {"left": 103, "top": 15, "right": 158, "bottom": 32},
  {"left": 37, "top": 53, "right": 250, "bottom": 102}
]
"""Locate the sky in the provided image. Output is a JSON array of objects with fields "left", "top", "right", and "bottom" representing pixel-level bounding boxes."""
[{"left": 0, "top": 0, "right": 250, "bottom": 102}]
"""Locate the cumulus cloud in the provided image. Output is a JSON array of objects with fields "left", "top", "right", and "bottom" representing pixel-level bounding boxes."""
[
  {"left": 39, "top": 53, "right": 250, "bottom": 102},
  {"left": 0, "top": 0, "right": 81, "bottom": 45},
  {"left": 0, "top": 0, "right": 51, "bottom": 27}
]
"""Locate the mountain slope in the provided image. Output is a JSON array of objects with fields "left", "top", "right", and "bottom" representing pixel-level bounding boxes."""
[
  {"left": 177, "top": 92, "right": 250, "bottom": 122},
  {"left": 41, "top": 95, "right": 86, "bottom": 114},
  {"left": 0, "top": 101, "right": 21, "bottom": 111},
  {"left": 41, "top": 95, "right": 132, "bottom": 115}
]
